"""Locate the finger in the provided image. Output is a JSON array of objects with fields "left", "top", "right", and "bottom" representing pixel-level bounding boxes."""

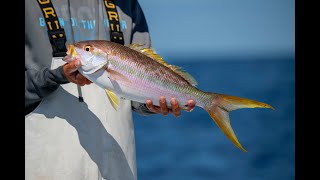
[
  {"left": 86, "top": 79, "right": 92, "bottom": 85},
  {"left": 74, "top": 73, "right": 87, "bottom": 86},
  {"left": 186, "top": 100, "right": 196, "bottom": 112},
  {"left": 159, "top": 96, "right": 169, "bottom": 116},
  {"left": 170, "top": 98, "right": 180, "bottom": 117},
  {"left": 85, "top": 80, "right": 91, "bottom": 85},
  {"left": 146, "top": 99, "right": 161, "bottom": 113},
  {"left": 73, "top": 79, "right": 86, "bottom": 86},
  {"left": 75, "top": 73, "right": 92, "bottom": 85},
  {"left": 64, "top": 59, "right": 81, "bottom": 74},
  {"left": 76, "top": 73, "right": 87, "bottom": 82}
]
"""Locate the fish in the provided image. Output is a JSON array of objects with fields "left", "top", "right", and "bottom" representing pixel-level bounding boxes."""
[{"left": 63, "top": 40, "right": 274, "bottom": 152}]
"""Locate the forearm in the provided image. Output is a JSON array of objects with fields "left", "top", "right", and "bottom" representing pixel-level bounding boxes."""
[
  {"left": 130, "top": 0, "right": 154, "bottom": 115},
  {"left": 25, "top": 66, "right": 69, "bottom": 110}
]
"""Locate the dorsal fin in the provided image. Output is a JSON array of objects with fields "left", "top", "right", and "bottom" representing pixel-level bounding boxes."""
[{"left": 128, "top": 44, "right": 198, "bottom": 86}]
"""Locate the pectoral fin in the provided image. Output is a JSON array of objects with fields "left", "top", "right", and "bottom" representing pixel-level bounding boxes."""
[
  {"left": 106, "top": 68, "right": 131, "bottom": 83},
  {"left": 106, "top": 89, "right": 120, "bottom": 110}
]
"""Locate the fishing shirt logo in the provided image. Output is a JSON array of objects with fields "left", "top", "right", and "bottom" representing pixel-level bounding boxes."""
[{"left": 38, "top": 3, "right": 128, "bottom": 42}]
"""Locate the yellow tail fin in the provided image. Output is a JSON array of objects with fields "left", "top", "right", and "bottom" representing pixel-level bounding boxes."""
[{"left": 205, "top": 94, "right": 274, "bottom": 152}]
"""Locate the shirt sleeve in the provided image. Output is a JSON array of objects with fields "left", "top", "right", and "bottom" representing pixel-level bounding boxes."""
[
  {"left": 130, "top": 0, "right": 152, "bottom": 48},
  {"left": 129, "top": 0, "right": 156, "bottom": 116},
  {"left": 25, "top": 45, "right": 69, "bottom": 114}
]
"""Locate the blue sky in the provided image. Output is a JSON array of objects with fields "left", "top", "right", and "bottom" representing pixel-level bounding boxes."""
[{"left": 139, "top": 0, "right": 295, "bottom": 59}]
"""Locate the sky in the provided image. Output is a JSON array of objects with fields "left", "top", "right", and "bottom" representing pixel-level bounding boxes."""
[{"left": 138, "top": 0, "right": 295, "bottom": 59}]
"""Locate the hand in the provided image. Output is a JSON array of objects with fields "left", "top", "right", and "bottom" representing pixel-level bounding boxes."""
[
  {"left": 63, "top": 59, "right": 92, "bottom": 86},
  {"left": 146, "top": 96, "right": 196, "bottom": 117}
]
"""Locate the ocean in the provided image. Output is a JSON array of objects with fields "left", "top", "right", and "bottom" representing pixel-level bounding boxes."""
[{"left": 133, "top": 57, "right": 295, "bottom": 180}]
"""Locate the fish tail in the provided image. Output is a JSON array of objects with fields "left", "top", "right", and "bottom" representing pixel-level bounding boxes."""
[{"left": 204, "top": 93, "right": 274, "bottom": 152}]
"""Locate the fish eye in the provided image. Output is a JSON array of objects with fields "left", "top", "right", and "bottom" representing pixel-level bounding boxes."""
[{"left": 84, "top": 45, "right": 93, "bottom": 52}]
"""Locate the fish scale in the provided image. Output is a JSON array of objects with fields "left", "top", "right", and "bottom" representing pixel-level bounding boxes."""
[
  {"left": 64, "top": 40, "right": 274, "bottom": 152},
  {"left": 106, "top": 46, "right": 198, "bottom": 107}
]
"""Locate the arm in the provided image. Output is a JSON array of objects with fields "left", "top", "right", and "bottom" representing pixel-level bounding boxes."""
[
  {"left": 130, "top": 0, "right": 152, "bottom": 48},
  {"left": 25, "top": 51, "right": 91, "bottom": 115},
  {"left": 129, "top": 0, "right": 155, "bottom": 115},
  {"left": 25, "top": 65, "right": 69, "bottom": 115}
]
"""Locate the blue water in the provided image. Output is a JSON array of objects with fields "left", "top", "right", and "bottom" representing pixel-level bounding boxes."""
[{"left": 133, "top": 57, "right": 295, "bottom": 180}]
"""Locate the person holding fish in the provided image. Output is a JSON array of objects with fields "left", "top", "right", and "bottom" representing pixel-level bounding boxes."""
[
  {"left": 26, "top": 0, "right": 274, "bottom": 179},
  {"left": 25, "top": 0, "right": 195, "bottom": 180}
]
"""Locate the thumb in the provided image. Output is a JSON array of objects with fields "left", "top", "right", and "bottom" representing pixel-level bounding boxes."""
[{"left": 64, "top": 59, "right": 81, "bottom": 74}]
